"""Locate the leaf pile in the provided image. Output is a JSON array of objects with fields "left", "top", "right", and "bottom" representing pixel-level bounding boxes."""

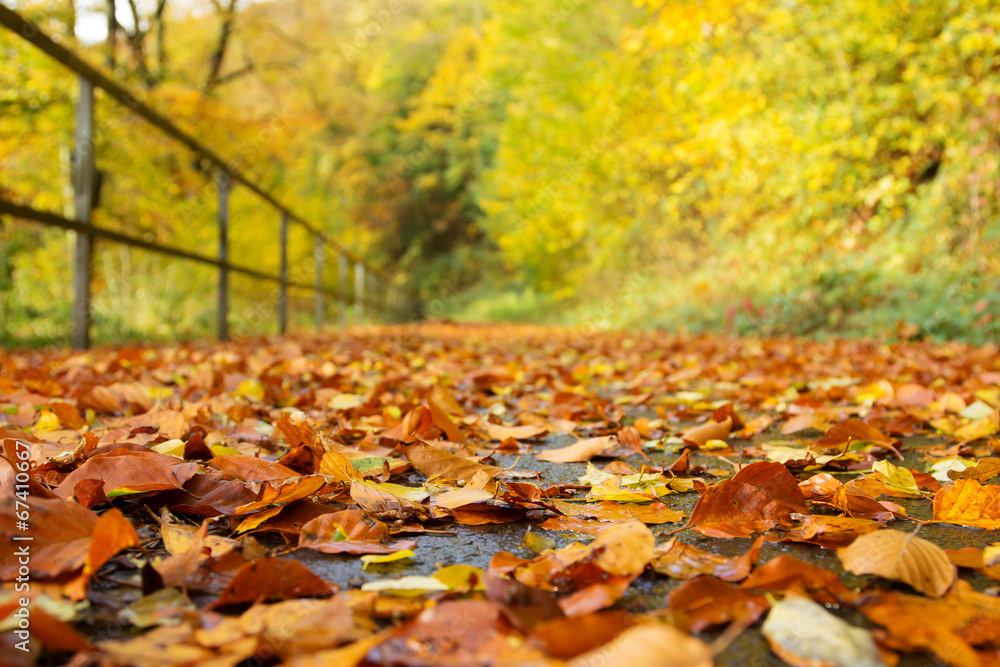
[{"left": 3, "top": 324, "right": 1000, "bottom": 665}]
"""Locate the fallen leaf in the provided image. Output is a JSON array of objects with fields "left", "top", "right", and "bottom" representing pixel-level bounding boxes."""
[
  {"left": 681, "top": 416, "right": 732, "bottom": 447},
  {"left": 762, "top": 595, "right": 884, "bottom": 667},
  {"left": 211, "top": 557, "right": 335, "bottom": 607},
  {"left": 686, "top": 461, "right": 808, "bottom": 537},
  {"left": 298, "top": 509, "right": 417, "bottom": 555},
  {"left": 536, "top": 436, "right": 615, "bottom": 463},
  {"left": 669, "top": 576, "right": 770, "bottom": 632},
  {"left": 817, "top": 418, "right": 894, "bottom": 449},
  {"left": 933, "top": 479, "right": 1000, "bottom": 529},
  {"left": 485, "top": 423, "right": 548, "bottom": 441},
  {"left": 403, "top": 442, "right": 500, "bottom": 483},
  {"left": 565, "top": 622, "right": 713, "bottom": 667},
  {"left": 838, "top": 529, "right": 955, "bottom": 597},
  {"left": 55, "top": 448, "right": 197, "bottom": 499}
]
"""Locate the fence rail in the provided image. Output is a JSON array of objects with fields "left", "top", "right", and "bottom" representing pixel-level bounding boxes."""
[{"left": 0, "top": 5, "right": 411, "bottom": 349}]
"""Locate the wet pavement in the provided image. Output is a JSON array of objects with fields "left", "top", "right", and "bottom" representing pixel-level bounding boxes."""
[{"left": 288, "top": 430, "right": 1000, "bottom": 667}]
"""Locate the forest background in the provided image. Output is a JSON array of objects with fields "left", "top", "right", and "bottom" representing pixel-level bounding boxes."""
[{"left": 2, "top": 0, "right": 1000, "bottom": 346}]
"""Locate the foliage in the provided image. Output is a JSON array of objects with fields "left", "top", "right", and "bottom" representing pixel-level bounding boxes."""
[
  {"left": 4, "top": 324, "right": 1000, "bottom": 664},
  {"left": 3, "top": 0, "right": 1000, "bottom": 344}
]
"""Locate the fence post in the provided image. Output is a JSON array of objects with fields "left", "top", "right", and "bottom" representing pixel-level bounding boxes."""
[
  {"left": 217, "top": 172, "right": 229, "bottom": 340},
  {"left": 71, "top": 77, "right": 94, "bottom": 350},
  {"left": 278, "top": 211, "right": 288, "bottom": 335},
  {"left": 314, "top": 236, "right": 323, "bottom": 330},
  {"left": 355, "top": 262, "right": 365, "bottom": 323},
  {"left": 337, "top": 253, "right": 347, "bottom": 326}
]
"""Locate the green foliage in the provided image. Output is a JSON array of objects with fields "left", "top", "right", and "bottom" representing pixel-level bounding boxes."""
[{"left": 3, "top": 0, "right": 1000, "bottom": 345}]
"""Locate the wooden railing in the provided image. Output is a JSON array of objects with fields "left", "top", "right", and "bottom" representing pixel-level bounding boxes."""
[{"left": 0, "top": 5, "right": 412, "bottom": 349}]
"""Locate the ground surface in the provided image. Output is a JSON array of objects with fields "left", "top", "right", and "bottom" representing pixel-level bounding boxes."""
[{"left": 3, "top": 324, "right": 1000, "bottom": 666}]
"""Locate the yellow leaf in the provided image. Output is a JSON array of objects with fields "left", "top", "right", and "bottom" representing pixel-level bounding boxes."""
[
  {"left": 34, "top": 409, "right": 62, "bottom": 433},
  {"left": 361, "top": 550, "right": 416, "bottom": 570},
  {"left": 433, "top": 564, "right": 485, "bottom": 592},
  {"left": 150, "top": 439, "right": 186, "bottom": 457},
  {"left": 871, "top": 461, "right": 921, "bottom": 498},
  {"left": 360, "top": 576, "right": 449, "bottom": 596},
  {"left": 235, "top": 379, "right": 264, "bottom": 401}
]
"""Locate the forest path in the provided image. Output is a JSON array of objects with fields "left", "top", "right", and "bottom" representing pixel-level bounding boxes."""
[{"left": 3, "top": 323, "right": 999, "bottom": 666}]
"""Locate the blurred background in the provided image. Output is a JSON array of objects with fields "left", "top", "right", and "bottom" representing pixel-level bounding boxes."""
[{"left": 2, "top": 0, "right": 1000, "bottom": 346}]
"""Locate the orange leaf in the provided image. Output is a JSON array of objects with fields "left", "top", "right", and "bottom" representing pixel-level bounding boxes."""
[
  {"left": 680, "top": 417, "right": 732, "bottom": 447},
  {"left": 536, "top": 436, "right": 614, "bottom": 462},
  {"left": 85, "top": 508, "right": 138, "bottom": 575},
  {"left": 817, "top": 419, "right": 893, "bottom": 448},
  {"left": 933, "top": 479, "right": 1000, "bottom": 529}
]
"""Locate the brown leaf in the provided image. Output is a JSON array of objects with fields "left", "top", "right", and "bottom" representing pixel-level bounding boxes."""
[
  {"left": 233, "top": 475, "right": 328, "bottom": 515},
  {"left": 817, "top": 418, "right": 893, "bottom": 448},
  {"left": 741, "top": 555, "right": 855, "bottom": 604},
  {"left": 686, "top": 461, "right": 808, "bottom": 537},
  {"left": 85, "top": 508, "right": 138, "bottom": 575},
  {"left": 947, "top": 457, "right": 1000, "bottom": 483},
  {"left": 859, "top": 581, "right": 1000, "bottom": 667},
  {"left": 529, "top": 610, "right": 634, "bottom": 659},
  {"left": 207, "top": 454, "right": 299, "bottom": 482},
  {"left": 838, "top": 529, "right": 956, "bottom": 598},
  {"left": 651, "top": 537, "right": 760, "bottom": 582},
  {"left": 298, "top": 509, "right": 416, "bottom": 555},
  {"left": 669, "top": 576, "right": 770, "bottom": 632},
  {"left": 73, "top": 478, "right": 107, "bottom": 509},
  {"left": 211, "top": 557, "right": 335, "bottom": 608},
  {"left": 403, "top": 441, "right": 500, "bottom": 483},
  {"left": 366, "top": 600, "right": 544, "bottom": 665},
  {"left": 0, "top": 497, "right": 97, "bottom": 580},
  {"left": 429, "top": 395, "right": 467, "bottom": 444},
  {"left": 55, "top": 448, "right": 197, "bottom": 499},
  {"left": 588, "top": 522, "right": 655, "bottom": 576}
]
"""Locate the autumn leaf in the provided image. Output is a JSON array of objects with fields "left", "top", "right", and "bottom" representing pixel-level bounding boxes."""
[
  {"left": 232, "top": 475, "right": 328, "bottom": 515},
  {"left": 838, "top": 529, "right": 955, "bottom": 597},
  {"left": 685, "top": 461, "right": 808, "bottom": 537},
  {"left": 536, "top": 436, "right": 615, "bottom": 462},
  {"left": 669, "top": 576, "right": 770, "bottom": 632},
  {"left": 403, "top": 441, "right": 500, "bottom": 483},
  {"left": 206, "top": 454, "right": 298, "bottom": 482},
  {"left": 485, "top": 422, "right": 548, "bottom": 441},
  {"left": 680, "top": 417, "right": 732, "bottom": 447},
  {"left": 210, "top": 558, "right": 335, "bottom": 607},
  {"left": 298, "top": 509, "right": 417, "bottom": 555},
  {"left": 587, "top": 522, "right": 655, "bottom": 576},
  {"left": 651, "top": 537, "right": 761, "bottom": 582},
  {"left": 55, "top": 448, "right": 198, "bottom": 499},
  {"left": 947, "top": 457, "right": 1000, "bottom": 483},
  {"left": 565, "top": 622, "right": 713, "bottom": 667},
  {"left": 817, "top": 419, "right": 894, "bottom": 448},
  {"left": 933, "top": 479, "right": 1000, "bottom": 529},
  {"left": 741, "top": 556, "right": 855, "bottom": 605},
  {"left": 762, "top": 595, "right": 884, "bottom": 667}
]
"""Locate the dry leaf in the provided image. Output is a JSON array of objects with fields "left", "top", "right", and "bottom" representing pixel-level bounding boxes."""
[{"left": 838, "top": 529, "right": 955, "bottom": 597}]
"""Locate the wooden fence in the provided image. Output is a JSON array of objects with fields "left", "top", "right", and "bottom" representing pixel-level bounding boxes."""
[{"left": 0, "top": 5, "right": 412, "bottom": 349}]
